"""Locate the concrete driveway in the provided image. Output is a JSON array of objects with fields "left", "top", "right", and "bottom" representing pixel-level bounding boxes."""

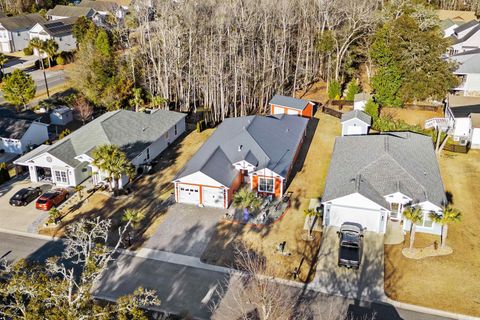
[
  {"left": 144, "top": 203, "right": 224, "bottom": 257},
  {"left": 0, "top": 177, "right": 53, "bottom": 233},
  {"left": 313, "top": 226, "right": 386, "bottom": 301}
]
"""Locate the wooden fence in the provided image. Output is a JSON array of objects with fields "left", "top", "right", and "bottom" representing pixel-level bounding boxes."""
[
  {"left": 403, "top": 103, "right": 443, "bottom": 112},
  {"left": 444, "top": 143, "right": 469, "bottom": 154},
  {"left": 321, "top": 105, "right": 343, "bottom": 119}
]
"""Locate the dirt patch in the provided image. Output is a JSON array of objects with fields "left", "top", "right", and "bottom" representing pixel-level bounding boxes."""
[
  {"left": 402, "top": 245, "right": 452, "bottom": 259},
  {"left": 385, "top": 150, "right": 480, "bottom": 316},
  {"left": 201, "top": 112, "right": 341, "bottom": 282},
  {"left": 381, "top": 107, "right": 443, "bottom": 127},
  {"left": 295, "top": 81, "right": 328, "bottom": 104}
]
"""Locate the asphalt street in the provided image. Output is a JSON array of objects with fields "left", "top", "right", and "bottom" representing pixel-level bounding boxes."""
[{"left": 0, "top": 232, "right": 455, "bottom": 320}]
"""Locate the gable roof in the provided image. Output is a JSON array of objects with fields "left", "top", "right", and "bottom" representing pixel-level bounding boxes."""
[
  {"left": 341, "top": 110, "right": 371, "bottom": 125},
  {"left": 79, "top": 0, "right": 119, "bottom": 12},
  {"left": 323, "top": 132, "right": 447, "bottom": 208},
  {"left": 453, "top": 20, "right": 479, "bottom": 34},
  {"left": 440, "top": 19, "right": 457, "bottom": 31},
  {"left": 0, "top": 13, "right": 44, "bottom": 31},
  {"left": 46, "top": 5, "right": 94, "bottom": 18},
  {"left": 269, "top": 95, "right": 311, "bottom": 111},
  {"left": 451, "top": 52, "right": 480, "bottom": 74},
  {"left": 175, "top": 115, "right": 309, "bottom": 187},
  {"left": 16, "top": 110, "right": 185, "bottom": 167},
  {"left": 0, "top": 118, "right": 33, "bottom": 140},
  {"left": 354, "top": 92, "right": 371, "bottom": 102},
  {"left": 453, "top": 24, "right": 480, "bottom": 44},
  {"left": 35, "top": 17, "right": 77, "bottom": 37}
]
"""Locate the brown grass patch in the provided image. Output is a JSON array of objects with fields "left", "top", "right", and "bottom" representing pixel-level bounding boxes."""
[
  {"left": 381, "top": 107, "right": 443, "bottom": 127},
  {"left": 385, "top": 150, "right": 480, "bottom": 316}
]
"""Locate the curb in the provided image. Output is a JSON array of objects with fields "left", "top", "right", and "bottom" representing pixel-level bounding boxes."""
[
  {"left": 0, "top": 228, "right": 61, "bottom": 241},
  {"left": 386, "top": 298, "right": 480, "bottom": 320}
]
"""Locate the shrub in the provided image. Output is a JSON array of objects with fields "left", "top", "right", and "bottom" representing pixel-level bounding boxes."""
[
  {"left": 23, "top": 46, "right": 33, "bottom": 56},
  {"left": 56, "top": 55, "right": 66, "bottom": 65},
  {"left": 364, "top": 99, "right": 379, "bottom": 121},
  {"left": 59, "top": 129, "right": 71, "bottom": 139},
  {"left": 345, "top": 80, "right": 360, "bottom": 101},
  {"left": 0, "top": 162, "right": 10, "bottom": 184},
  {"left": 328, "top": 80, "right": 341, "bottom": 100},
  {"left": 196, "top": 120, "right": 205, "bottom": 133}
]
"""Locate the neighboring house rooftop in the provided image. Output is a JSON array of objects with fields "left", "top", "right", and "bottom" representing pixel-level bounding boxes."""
[
  {"left": 175, "top": 115, "right": 309, "bottom": 187},
  {"left": 452, "top": 23, "right": 480, "bottom": 44},
  {"left": 36, "top": 17, "right": 78, "bottom": 37},
  {"left": 0, "top": 13, "right": 44, "bottom": 31},
  {"left": 323, "top": 132, "right": 447, "bottom": 208},
  {"left": 471, "top": 113, "right": 480, "bottom": 128},
  {"left": 21, "top": 109, "right": 185, "bottom": 167},
  {"left": 453, "top": 19, "right": 479, "bottom": 33},
  {"left": 354, "top": 92, "right": 371, "bottom": 102},
  {"left": 440, "top": 19, "right": 456, "bottom": 31},
  {"left": 450, "top": 52, "right": 480, "bottom": 73},
  {"left": 448, "top": 94, "right": 480, "bottom": 117},
  {"left": 79, "top": 0, "right": 119, "bottom": 12},
  {"left": 437, "top": 10, "right": 477, "bottom": 22},
  {"left": 269, "top": 95, "right": 311, "bottom": 111},
  {"left": 341, "top": 110, "right": 371, "bottom": 125},
  {"left": 0, "top": 107, "right": 44, "bottom": 122},
  {"left": 0, "top": 118, "right": 33, "bottom": 140},
  {"left": 46, "top": 5, "right": 94, "bottom": 18}
]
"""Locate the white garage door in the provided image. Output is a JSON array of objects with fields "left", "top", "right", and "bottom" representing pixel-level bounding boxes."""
[
  {"left": 328, "top": 205, "right": 382, "bottom": 233},
  {"left": 178, "top": 184, "right": 200, "bottom": 204},
  {"left": 202, "top": 186, "right": 225, "bottom": 208},
  {"left": 472, "top": 128, "right": 480, "bottom": 148},
  {"left": 346, "top": 125, "right": 363, "bottom": 135},
  {"left": 287, "top": 108, "right": 300, "bottom": 115},
  {"left": 273, "top": 106, "right": 285, "bottom": 115}
]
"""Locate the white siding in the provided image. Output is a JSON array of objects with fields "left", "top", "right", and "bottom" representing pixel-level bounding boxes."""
[
  {"left": 353, "top": 100, "right": 367, "bottom": 111},
  {"left": 471, "top": 128, "right": 480, "bottom": 148},
  {"left": 453, "top": 117, "right": 471, "bottom": 140},
  {"left": 341, "top": 118, "right": 369, "bottom": 136},
  {"left": 402, "top": 201, "right": 442, "bottom": 235},
  {"left": 20, "top": 122, "right": 49, "bottom": 153}
]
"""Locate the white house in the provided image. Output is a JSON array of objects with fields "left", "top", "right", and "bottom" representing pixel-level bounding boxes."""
[
  {"left": 322, "top": 132, "right": 447, "bottom": 235},
  {"left": 446, "top": 95, "right": 480, "bottom": 145},
  {"left": 440, "top": 19, "right": 459, "bottom": 38},
  {"left": 50, "top": 106, "right": 74, "bottom": 126},
  {"left": 341, "top": 110, "right": 371, "bottom": 136},
  {"left": 79, "top": 0, "right": 127, "bottom": 20},
  {"left": 14, "top": 109, "right": 186, "bottom": 188},
  {"left": 470, "top": 113, "right": 480, "bottom": 148},
  {"left": 353, "top": 92, "right": 371, "bottom": 111},
  {"left": 0, "top": 13, "right": 45, "bottom": 53},
  {"left": 29, "top": 17, "right": 77, "bottom": 52},
  {"left": 449, "top": 50, "right": 480, "bottom": 96},
  {"left": 449, "top": 21, "right": 480, "bottom": 55},
  {"left": 0, "top": 118, "right": 49, "bottom": 154},
  {"left": 46, "top": 5, "right": 96, "bottom": 21}
]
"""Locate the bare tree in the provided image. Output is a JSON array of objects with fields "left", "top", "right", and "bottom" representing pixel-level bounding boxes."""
[{"left": 73, "top": 95, "right": 94, "bottom": 125}]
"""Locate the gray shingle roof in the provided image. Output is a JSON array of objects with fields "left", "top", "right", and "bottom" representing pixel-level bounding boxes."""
[
  {"left": 0, "top": 118, "right": 32, "bottom": 139},
  {"left": 0, "top": 13, "right": 44, "bottom": 31},
  {"left": 36, "top": 17, "right": 77, "bottom": 37},
  {"left": 341, "top": 110, "right": 371, "bottom": 125},
  {"left": 448, "top": 94, "right": 480, "bottom": 117},
  {"left": 175, "top": 115, "right": 309, "bottom": 187},
  {"left": 269, "top": 95, "right": 311, "bottom": 111},
  {"left": 19, "top": 109, "right": 185, "bottom": 167},
  {"left": 323, "top": 132, "right": 447, "bottom": 208},
  {"left": 354, "top": 92, "right": 371, "bottom": 102},
  {"left": 47, "top": 5, "right": 94, "bottom": 18},
  {"left": 79, "top": 0, "right": 119, "bottom": 12},
  {"left": 453, "top": 23, "right": 480, "bottom": 44},
  {"left": 453, "top": 20, "right": 479, "bottom": 34},
  {"left": 440, "top": 19, "right": 456, "bottom": 31}
]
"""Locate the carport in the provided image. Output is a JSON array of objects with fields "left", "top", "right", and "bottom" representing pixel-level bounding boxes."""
[{"left": 313, "top": 227, "right": 386, "bottom": 301}]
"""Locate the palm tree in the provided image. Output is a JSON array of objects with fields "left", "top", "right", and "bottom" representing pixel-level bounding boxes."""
[
  {"left": 0, "top": 53, "right": 8, "bottom": 75},
  {"left": 430, "top": 206, "right": 462, "bottom": 249},
  {"left": 29, "top": 38, "right": 50, "bottom": 97},
  {"left": 91, "top": 144, "right": 134, "bottom": 193},
  {"left": 48, "top": 207, "right": 61, "bottom": 224},
  {"left": 151, "top": 96, "right": 168, "bottom": 109},
  {"left": 233, "top": 188, "right": 261, "bottom": 215},
  {"left": 403, "top": 206, "right": 424, "bottom": 250},
  {"left": 129, "top": 87, "right": 143, "bottom": 112},
  {"left": 43, "top": 39, "right": 59, "bottom": 68},
  {"left": 121, "top": 208, "right": 145, "bottom": 246},
  {"left": 75, "top": 185, "right": 85, "bottom": 200},
  {"left": 304, "top": 208, "right": 322, "bottom": 237}
]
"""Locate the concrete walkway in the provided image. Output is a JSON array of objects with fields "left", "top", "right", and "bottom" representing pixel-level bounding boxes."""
[{"left": 385, "top": 220, "right": 405, "bottom": 245}]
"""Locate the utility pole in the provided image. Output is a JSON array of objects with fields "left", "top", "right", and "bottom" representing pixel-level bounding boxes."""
[{"left": 39, "top": 54, "right": 50, "bottom": 98}]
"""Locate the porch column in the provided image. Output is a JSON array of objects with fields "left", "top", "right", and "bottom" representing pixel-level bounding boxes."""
[
  {"left": 279, "top": 178, "right": 284, "bottom": 198},
  {"left": 28, "top": 165, "right": 38, "bottom": 183}
]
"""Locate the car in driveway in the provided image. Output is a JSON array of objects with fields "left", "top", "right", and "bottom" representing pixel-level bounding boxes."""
[
  {"left": 337, "top": 223, "right": 363, "bottom": 269},
  {"left": 9, "top": 187, "right": 42, "bottom": 206},
  {"left": 35, "top": 189, "right": 69, "bottom": 211}
]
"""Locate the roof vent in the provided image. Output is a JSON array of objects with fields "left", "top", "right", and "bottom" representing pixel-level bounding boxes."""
[
  {"left": 286, "top": 128, "right": 290, "bottom": 133},
  {"left": 142, "top": 127, "right": 147, "bottom": 132},
  {"left": 238, "top": 145, "right": 242, "bottom": 152}
]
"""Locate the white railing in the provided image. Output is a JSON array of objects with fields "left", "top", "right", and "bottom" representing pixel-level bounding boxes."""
[{"left": 425, "top": 117, "right": 451, "bottom": 130}]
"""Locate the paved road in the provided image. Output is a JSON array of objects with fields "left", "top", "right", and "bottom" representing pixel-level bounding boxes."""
[
  {"left": 0, "top": 232, "right": 455, "bottom": 320},
  {"left": 0, "top": 69, "right": 66, "bottom": 104}
]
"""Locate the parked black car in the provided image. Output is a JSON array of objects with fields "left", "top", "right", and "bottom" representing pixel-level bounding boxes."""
[
  {"left": 337, "top": 223, "right": 363, "bottom": 269},
  {"left": 9, "top": 187, "right": 42, "bottom": 206}
]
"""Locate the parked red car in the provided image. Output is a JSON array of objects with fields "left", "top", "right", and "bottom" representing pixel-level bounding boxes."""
[{"left": 35, "top": 189, "right": 70, "bottom": 211}]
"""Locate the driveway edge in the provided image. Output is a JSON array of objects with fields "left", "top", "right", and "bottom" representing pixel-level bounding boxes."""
[
  {"left": 386, "top": 298, "right": 480, "bottom": 320},
  {"left": 0, "top": 228, "right": 60, "bottom": 241}
]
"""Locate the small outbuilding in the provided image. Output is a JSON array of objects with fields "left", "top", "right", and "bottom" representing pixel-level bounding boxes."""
[
  {"left": 353, "top": 93, "right": 371, "bottom": 111},
  {"left": 269, "top": 95, "right": 314, "bottom": 118},
  {"left": 341, "top": 110, "right": 371, "bottom": 136},
  {"left": 50, "top": 106, "right": 74, "bottom": 126}
]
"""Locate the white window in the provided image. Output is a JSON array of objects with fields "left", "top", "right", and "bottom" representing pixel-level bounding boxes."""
[
  {"left": 416, "top": 211, "right": 433, "bottom": 228},
  {"left": 54, "top": 170, "right": 68, "bottom": 184},
  {"left": 258, "top": 177, "right": 274, "bottom": 193}
]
